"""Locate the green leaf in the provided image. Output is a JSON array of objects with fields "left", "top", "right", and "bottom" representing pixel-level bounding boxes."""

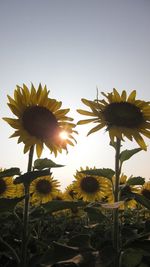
[
  {"left": 67, "top": 234, "right": 92, "bottom": 249},
  {"left": 40, "top": 241, "right": 79, "bottom": 265},
  {"left": 0, "top": 168, "right": 21, "bottom": 179},
  {"left": 122, "top": 248, "right": 143, "bottom": 267},
  {"left": 100, "top": 245, "right": 115, "bottom": 266},
  {"left": 127, "top": 176, "right": 145, "bottom": 186},
  {"left": 80, "top": 168, "right": 115, "bottom": 180},
  {"left": 34, "top": 158, "right": 65, "bottom": 170},
  {"left": 119, "top": 148, "right": 142, "bottom": 164},
  {"left": 0, "top": 197, "right": 24, "bottom": 213},
  {"left": 84, "top": 207, "right": 108, "bottom": 222},
  {"left": 42, "top": 200, "right": 85, "bottom": 213},
  {"left": 125, "top": 240, "right": 150, "bottom": 254},
  {"left": 14, "top": 169, "right": 51, "bottom": 185},
  {"left": 133, "top": 193, "right": 150, "bottom": 210}
]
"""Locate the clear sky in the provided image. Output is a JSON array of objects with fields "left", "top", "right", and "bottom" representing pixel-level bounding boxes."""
[{"left": 0, "top": 0, "right": 150, "bottom": 189}]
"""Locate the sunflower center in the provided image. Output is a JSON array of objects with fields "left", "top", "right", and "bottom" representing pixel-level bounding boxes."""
[
  {"left": 80, "top": 176, "right": 99, "bottom": 193},
  {"left": 142, "top": 189, "right": 150, "bottom": 200},
  {"left": 36, "top": 179, "right": 52, "bottom": 194},
  {"left": 103, "top": 102, "right": 143, "bottom": 128},
  {"left": 22, "top": 106, "right": 58, "bottom": 140},
  {"left": 0, "top": 179, "right": 7, "bottom": 195}
]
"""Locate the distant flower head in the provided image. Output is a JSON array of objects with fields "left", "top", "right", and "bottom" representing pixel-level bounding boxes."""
[
  {"left": 73, "top": 167, "right": 109, "bottom": 202},
  {"left": 141, "top": 181, "right": 150, "bottom": 200},
  {"left": 30, "top": 175, "right": 60, "bottom": 204},
  {"left": 0, "top": 176, "right": 16, "bottom": 198}
]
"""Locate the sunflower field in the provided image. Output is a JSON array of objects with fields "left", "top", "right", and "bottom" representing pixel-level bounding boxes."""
[{"left": 0, "top": 84, "right": 150, "bottom": 267}]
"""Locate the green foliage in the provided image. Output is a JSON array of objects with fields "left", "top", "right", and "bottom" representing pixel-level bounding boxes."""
[
  {"left": 133, "top": 193, "right": 150, "bottom": 210},
  {"left": 14, "top": 169, "right": 51, "bottom": 185},
  {"left": 119, "top": 148, "right": 142, "bottom": 164},
  {"left": 42, "top": 200, "right": 85, "bottom": 213},
  {"left": 34, "top": 158, "right": 65, "bottom": 170},
  {"left": 0, "top": 197, "right": 24, "bottom": 213},
  {"left": 80, "top": 168, "right": 115, "bottom": 180},
  {"left": 0, "top": 168, "right": 21, "bottom": 178},
  {"left": 84, "top": 206, "right": 108, "bottom": 223},
  {"left": 67, "top": 234, "right": 92, "bottom": 249},
  {"left": 127, "top": 176, "right": 145, "bottom": 186},
  {"left": 121, "top": 248, "right": 143, "bottom": 267}
]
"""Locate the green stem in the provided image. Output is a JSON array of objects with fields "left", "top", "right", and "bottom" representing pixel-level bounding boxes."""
[
  {"left": 113, "top": 138, "right": 121, "bottom": 267},
  {"left": 20, "top": 145, "right": 34, "bottom": 267}
]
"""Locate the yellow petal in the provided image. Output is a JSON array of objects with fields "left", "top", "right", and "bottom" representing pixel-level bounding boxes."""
[
  {"left": 24, "top": 145, "right": 30, "bottom": 154},
  {"left": 81, "top": 98, "right": 93, "bottom": 107},
  {"left": 55, "top": 109, "right": 70, "bottom": 116},
  {"left": 22, "top": 84, "right": 30, "bottom": 104},
  {"left": 140, "top": 129, "right": 150, "bottom": 138},
  {"left": 87, "top": 123, "right": 105, "bottom": 136},
  {"left": 112, "top": 88, "right": 121, "bottom": 102},
  {"left": 36, "top": 143, "right": 43, "bottom": 158},
  {"left": 127, "top": 90, "right": 136, "bottom": 103},
  {"left": 77, "top": 118, "right": 97, "bottom": 125},
  {"left": 7, "top": 104, "right": 21, "bottom": 117},
  {"left": 3, "top": 118, "right": 20, "bottom": 129},
  {"left": 77, "top": 109, "right": 96, "bottom": 116},
  {"left": 133, "top": 132, "right": 147, "bottom": 150},
  {"left": 121, "top": 90, "right": 127, "bottom": 101}
]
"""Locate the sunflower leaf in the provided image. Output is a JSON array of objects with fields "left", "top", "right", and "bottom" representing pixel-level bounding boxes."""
[
  {"left": 34, "top": 158, "right": 65, "bottom": 170},
  {"left": 84, "top": 207, "right": 108, "bottom": 222},
  {"left": 0, "top": 197, "right": 24, "bottom": 213},
  {"left": 133, "top": 193, "right": 150, "bottom": 210},
  {"left": 42, "top": 200, "right": 85, "bottom": 213},
  {"left": 67, "top": 234, "right": 93, "bottom": 249},
  {"left": 119, "top": 148, "right": 142, "bottom": 164},
  {"left": 14, "top": 169, "right": 51, "bottom": 185},
  {"left": 0, "top": 168, "right": 21, "bottom": 179},
  {"left": 79, "top": 168, "right": 115, "bottom": 180},
  {"left": 37, "top": 241, "right": 79, "bottom": 266},
  {"left": 127, "top": 176, "right": 145, "bottom": 186},
  {"left": 121, "top": 248, "right": 143, "bottom": 267}
]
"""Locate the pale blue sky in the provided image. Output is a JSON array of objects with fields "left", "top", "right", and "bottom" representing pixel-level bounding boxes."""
[{"left": 0, "top": 0, "right": 150, "bottom": 189}]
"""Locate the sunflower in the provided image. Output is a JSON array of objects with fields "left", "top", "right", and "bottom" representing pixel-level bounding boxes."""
[
  {"left": 15, "top": 183, "right": 25, "bottom": 198},
  {"left": 3, "top": 83, "right": 77, "bottom": 157},
  {"left": 64, "top": 183, "right": 78, "bottom": 201},
  {"left": 0, "top": 176, "right": 16, "bottom": 198},
  {"left": 141, "top": 181, "right": 150, "bottom": 200},
  {"left": 30, "top": 175, "right": 60, "bottom": 204},
  {"left": 105, "top": 174, "right": 139, "bottom": 209},
  {"left": 77, "top": 88, "right": 150, "bottom": 150},
  {"left": 73, "top": 167, "right": 110, "bottom": 202}
]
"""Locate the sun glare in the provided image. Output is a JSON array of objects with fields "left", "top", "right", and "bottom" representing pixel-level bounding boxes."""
[{"left": 59, "top": 130, "right": 68, "bottom": 140}]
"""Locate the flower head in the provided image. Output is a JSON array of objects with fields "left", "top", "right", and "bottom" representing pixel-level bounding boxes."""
[
  {"left": 0, "top": 176, "right": 16, "bottom": 198},
  {"left": 30, "top": 175, "right": 60, "bottom": 204},
  {"left": 77, "top": 89, "right": 150, "bottom": 150},
  {"left": 73, "top": 167, "right": 109, "bottom": 202},
  {"left": 105, "top": 174, "right": 140, "bottom": 210},
  {"left": 141, "top": 181, "right": 150, "bottom": 200},
  {"left": 4, "top": 83, "right": 77, "bottom": 157},
  {"left": 64, "top": 183, "right": 78, "bottom": 201}
]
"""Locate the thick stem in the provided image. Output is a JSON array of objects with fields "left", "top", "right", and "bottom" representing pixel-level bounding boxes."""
[
  {"left": 113, "top": 138, "right": 121, "bottom": 267},
  {"left": 20, "top": 146, "right": 34, "bottom": 267}
]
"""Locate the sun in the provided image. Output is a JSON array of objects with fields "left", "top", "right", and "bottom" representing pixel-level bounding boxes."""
[{"left": 59, "top": 130, "right": 68, "bottom": 140}]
